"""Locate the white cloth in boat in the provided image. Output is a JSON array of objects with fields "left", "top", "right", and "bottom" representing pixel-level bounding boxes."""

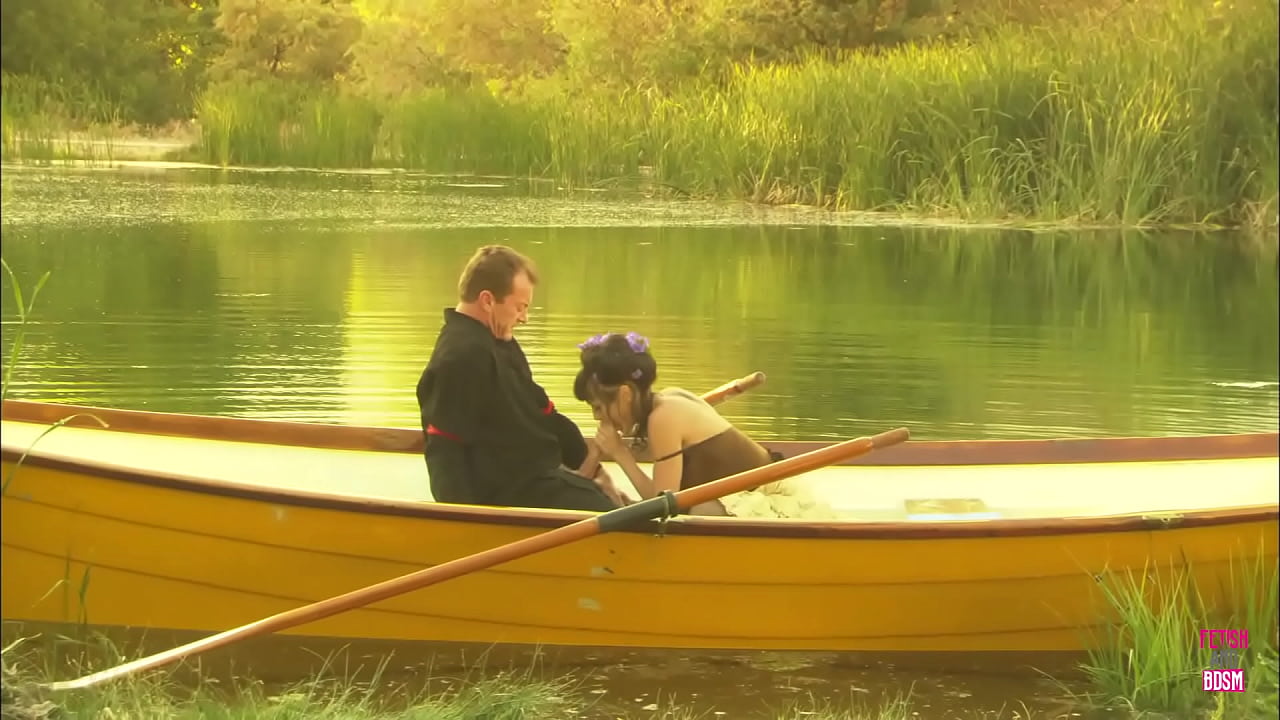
[{"left": 719, "top": 478, "right": 843, "bottom": 520}]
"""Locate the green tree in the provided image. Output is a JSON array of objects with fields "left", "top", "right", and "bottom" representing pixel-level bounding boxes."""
[
  {"left": 208, "top": 0, "right": 363, "bottom": 84},
  {"left": 347, "top": 0, "right": 565, "bottom": 98},
  {"left": 0, "top": 0, "right": 220, "bottom": 125},
  {"left": 345, "top": 1, "right": 470, "bottom": 97},
  {"left": 544, "top": 0, "right": 953, "bottom": 89}
]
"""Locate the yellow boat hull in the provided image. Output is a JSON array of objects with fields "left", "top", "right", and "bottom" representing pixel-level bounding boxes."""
[{"left": 2, "top": 400, "right": 1277, "bottom": 652}]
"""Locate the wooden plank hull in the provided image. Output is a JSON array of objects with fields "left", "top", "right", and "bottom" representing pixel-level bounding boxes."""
[{"left": 1, "top": 400, "right": 1277, "bottom": 652}]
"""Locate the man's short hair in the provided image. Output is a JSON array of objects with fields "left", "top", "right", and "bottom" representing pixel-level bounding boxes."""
[{"left": 457, "top": 245, "right": 538, "bottom": 302}]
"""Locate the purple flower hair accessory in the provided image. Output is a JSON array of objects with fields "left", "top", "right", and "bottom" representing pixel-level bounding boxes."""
[
  {"left": 624, "top": 331, "right": 649, "bottom": 353},
  {"left": 577, "top": 333, "right": 609, "bottom": 350},
  {"left": 577, "top": 331, "right": 650, "bottom": 354}
]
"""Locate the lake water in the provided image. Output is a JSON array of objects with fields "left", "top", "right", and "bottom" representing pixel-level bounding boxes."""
[
  {"left": 2, "top": 164, "right": 1277, "bottom": 442},
  {"left": 1, "top": 163, "right": 1277, "bottom": 717}
]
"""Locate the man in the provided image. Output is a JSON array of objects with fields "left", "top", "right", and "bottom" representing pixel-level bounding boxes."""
[{"left": 416, "top": 245, "right": 624, "bottom": 511}]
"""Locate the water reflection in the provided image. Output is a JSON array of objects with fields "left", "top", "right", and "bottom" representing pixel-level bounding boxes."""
[{"left": 1, "top": 167, "right": 1277, "bottom": 442}]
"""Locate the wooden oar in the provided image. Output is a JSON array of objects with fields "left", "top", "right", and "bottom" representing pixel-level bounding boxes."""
[
  {"left": 44, "top": 425, "right": 909, "bottom": 693},
  {"left": 700, "top": 371, "right": 766, "bottom": 407}
]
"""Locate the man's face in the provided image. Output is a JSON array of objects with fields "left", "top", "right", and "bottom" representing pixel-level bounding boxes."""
[{"left": 484, "top": 270, "right": 533, "bottom": 340}]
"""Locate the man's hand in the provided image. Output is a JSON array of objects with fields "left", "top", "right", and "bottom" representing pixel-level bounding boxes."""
[
  {"left": 574, "top": 438, "right": 602, "bottom": 478},
  {"left": 592, "top": 464, "right": 631, "bottom": 507}
]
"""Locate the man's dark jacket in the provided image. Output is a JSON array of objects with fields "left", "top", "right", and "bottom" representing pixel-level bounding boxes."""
[{"left": 416, "top": 308, "right": 588, "bottom": 505}]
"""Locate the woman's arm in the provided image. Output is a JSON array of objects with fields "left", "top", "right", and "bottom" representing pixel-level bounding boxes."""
[{"left": 602, "top": 408, "right": 683, "bottom": 499}]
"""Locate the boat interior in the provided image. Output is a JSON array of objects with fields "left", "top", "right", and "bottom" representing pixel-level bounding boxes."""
[{"left": 3, "top": 414, "right": 1276, "bottom": 524}]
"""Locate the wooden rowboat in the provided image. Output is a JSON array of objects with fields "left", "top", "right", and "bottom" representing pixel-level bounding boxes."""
[{"left": 2, "top": 398, "right": 1276, "bottom": 653}]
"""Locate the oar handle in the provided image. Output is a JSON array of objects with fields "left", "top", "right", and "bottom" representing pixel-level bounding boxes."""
[{"left": 701, "top": 371, "right": 766, "bottom": 407}]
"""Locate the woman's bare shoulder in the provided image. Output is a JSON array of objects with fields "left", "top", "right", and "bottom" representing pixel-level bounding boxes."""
[
  {"left": 657, "top": 386, "right": 710, "bottom": 405},
  {"left": 654, "top": 387, "right": 730, "bottom": 434}
]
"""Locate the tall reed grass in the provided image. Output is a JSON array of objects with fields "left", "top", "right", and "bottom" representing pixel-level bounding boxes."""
[
  {"left": 0, "top": 73, "right": 122, "bottom": 165},
  {"left": 189, "top": 0, "right": 1277, "bottom": 228},
  {"left": 1, "top": 261, "right": 107, "bottom": 496},
  {"left": 195, "top": 81, "right": 382, "bottom": 169},
  {"left": 1, "top": 259, "right": 50, "bottom": 404},
  {"left": 1073, "top": 544, "right": 1279, "bottom": 718}
]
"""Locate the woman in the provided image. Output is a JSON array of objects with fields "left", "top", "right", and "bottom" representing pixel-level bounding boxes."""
[{"left": 572, "top": 331, "right": 839, "bottom": 519}]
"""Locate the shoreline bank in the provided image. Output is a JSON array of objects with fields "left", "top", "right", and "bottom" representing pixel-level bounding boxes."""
[{"left": 2, "top": 139, "right": 1276, "bottom": 235}]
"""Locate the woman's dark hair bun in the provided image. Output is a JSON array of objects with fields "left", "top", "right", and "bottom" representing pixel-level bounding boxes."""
[{"left": 573, "top": 332, "right": 657, "bottom": 401}]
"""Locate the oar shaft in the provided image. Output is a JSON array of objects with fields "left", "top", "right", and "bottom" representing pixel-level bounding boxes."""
[{"left": 679, "top": 426, "right": 908, "bottom": 509}]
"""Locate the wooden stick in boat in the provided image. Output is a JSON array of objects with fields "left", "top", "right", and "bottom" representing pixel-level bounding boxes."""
[
  {"left": 700, "top": 371, "right": 766, "bottom": 407},
  {"left": 43, "top": 425, "right": 909, "bottom": 693}
]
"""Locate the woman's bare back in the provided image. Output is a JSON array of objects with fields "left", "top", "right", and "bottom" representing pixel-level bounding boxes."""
[{"left": 650, "top": 387, "right": 733, "bottom": 448}]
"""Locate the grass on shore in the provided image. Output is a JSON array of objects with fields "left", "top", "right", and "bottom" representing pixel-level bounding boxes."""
[
  {"left": 1068, "top": 545, "right": 1280, "bottom": 719},
  {"left": 1, "top": 634, "right": 582, "bottom": 720},
  {"left": 0, "top": 633, "right": 1025, "bottom": 720}
]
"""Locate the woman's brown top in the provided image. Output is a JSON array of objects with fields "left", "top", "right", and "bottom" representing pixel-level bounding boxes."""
[{"left": 651, "top": 425, "right": 777, "bottom": 490}]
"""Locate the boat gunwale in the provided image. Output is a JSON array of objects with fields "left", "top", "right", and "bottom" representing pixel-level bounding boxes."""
[
  {"left": 3, "top": 439, "right": 1276, "bottom": 541},
  {"left": 3, "top": 399, "right": 1278, "bottom": 466}
]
